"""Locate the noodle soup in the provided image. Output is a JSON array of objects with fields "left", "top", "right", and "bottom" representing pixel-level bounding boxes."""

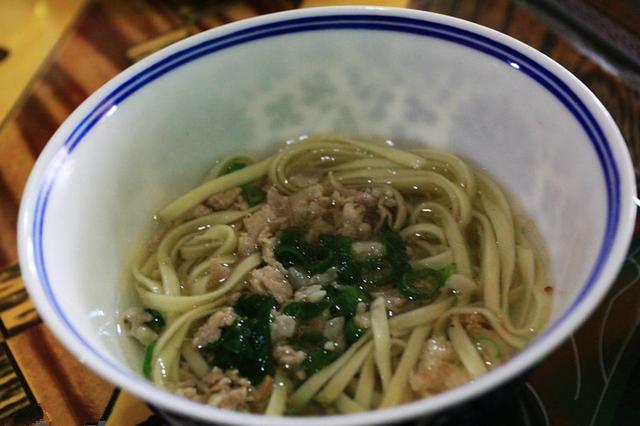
[{"left": 121, "top": 135, "right": 551, "bottom": 415}]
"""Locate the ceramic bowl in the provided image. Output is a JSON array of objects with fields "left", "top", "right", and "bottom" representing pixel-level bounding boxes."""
[{"left": 17, "top": 6, "right": 636, "bottom": 426}]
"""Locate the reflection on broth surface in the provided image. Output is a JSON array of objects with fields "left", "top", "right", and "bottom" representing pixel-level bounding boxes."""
[{"left": 121, "top": 135, "right": 551, "bottom": 415}]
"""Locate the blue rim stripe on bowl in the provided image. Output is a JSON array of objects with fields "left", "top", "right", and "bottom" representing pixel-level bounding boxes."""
[{"left": 31, "top": 14, "right": 620, "bottom": 384}]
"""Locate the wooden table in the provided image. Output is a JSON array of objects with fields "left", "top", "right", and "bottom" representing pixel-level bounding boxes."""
[{"left": 0, "top": 0, "right": 638, "bottom": 424}]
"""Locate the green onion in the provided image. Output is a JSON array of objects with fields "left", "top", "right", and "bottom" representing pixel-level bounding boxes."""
[
  {"left": 399, "top": 266, "right": 452, "bottom": 300},
  {"left": 319, "top": 234, "right": 358, "bottom": 283},
  {"left": 275, "top": 229, "right": 351, "bottom": 277},
  {"left": 274, "top": 245, "right": 308, "bottom": 267},
  {"left": 143, "top": 309, "right": 165, "bottom": 333},
  {"left": 360, "top": 256, "right": 393, "bottom": 286},
  {"left": 328, "top": 286, "right": 370, "bottom": 318},
  {"left": 218, "top": 159, "right": 265, "bottom": 206},
  {"left": 279, "top": 228, "right": 307, "bottom": 246},
  {"left": 235, "top": 293, "right": 275, "bottom": 318},
  {"left": 301, "top": 348, "right": 340, "bottom": 375},
  {"left": 475, "top": 336, "right": 501, "bottom": 362},
  {"left": 275, "top": 228, "right": 310, "bottom": 268},
  {"left": 344, "top": 318, "right": 365, "bottom": 345},
  {"left": 381, "top": 221, "right": 411, "bottom": 276},
  {"left": 306, "top": 246, "right": 334, "bottom": 275},
  {"left": 241, "top": 184, "right": 266, "bottom": 206},
  {"left": 439, "top": 264, "right": 456, "bottom": 282},
  {"left": 220, "top": 160, "right": 247, "bottom": 176},
  {"left": 282, "top": 301, "right": 329, "bottom": 321},
  {"left": 143, "top": 342, "right": 155, "bottom": 379}
]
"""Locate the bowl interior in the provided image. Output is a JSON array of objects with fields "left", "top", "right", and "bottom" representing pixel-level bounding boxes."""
[{"left": 19, "top": 8, "right": 632, "bottom": 425}]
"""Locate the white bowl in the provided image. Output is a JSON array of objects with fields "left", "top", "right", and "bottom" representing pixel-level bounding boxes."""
[{"left": 17, "top": 6, "right": 636, "bottom": 426}]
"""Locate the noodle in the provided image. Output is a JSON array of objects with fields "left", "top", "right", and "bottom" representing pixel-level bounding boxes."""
[{"left": 120, "top": 134, "right": 551, "bottom": 415}]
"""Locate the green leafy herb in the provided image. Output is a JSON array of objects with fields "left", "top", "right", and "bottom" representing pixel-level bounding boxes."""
[
  {"left": 241, "top": 184, "right": 266, "bottom": 207},
  {"left": 276, "top": 224, "right": 452, "bottom": 302},
  {"left": 319, "top": 234, "right": 359, "bottom": 283},
  {"left": 143, "top": 309, "right": 165, "bottom": 333},
  {"left": 235, "top": 293, "right": 275, "bottom": 318},
  {"left": 381, "top": 221, "right": 412, "bottom": 277},
  {"left": 344, "top": 318, "right": 365, "bottom": 345},
  {"left": 205, "top": 294, "right": 276, "bottom": 384},
  {"left": 328, "top": 285, "right": 370, "bottom": 318},
  {"left": 282, "top": 301, "right": 329, "bottom": 321},
  {"left": 301, "top": 349, "right": 340, "bottom": 375},
  {"left": 143, "top": 342, "right": 155, "bottom": 379}
]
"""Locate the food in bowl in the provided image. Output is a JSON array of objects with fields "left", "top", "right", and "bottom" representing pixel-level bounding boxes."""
[
  {"left": 121, "top": 134, "right": 551, "bottom": 415},
  {"left": 17, "top": 6, "right": 636, "bottom": 425}
]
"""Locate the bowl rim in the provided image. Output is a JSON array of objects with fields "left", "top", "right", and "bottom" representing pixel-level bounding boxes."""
[{"left": 17, "top": 5, "right": 637, "bottom": 425}]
